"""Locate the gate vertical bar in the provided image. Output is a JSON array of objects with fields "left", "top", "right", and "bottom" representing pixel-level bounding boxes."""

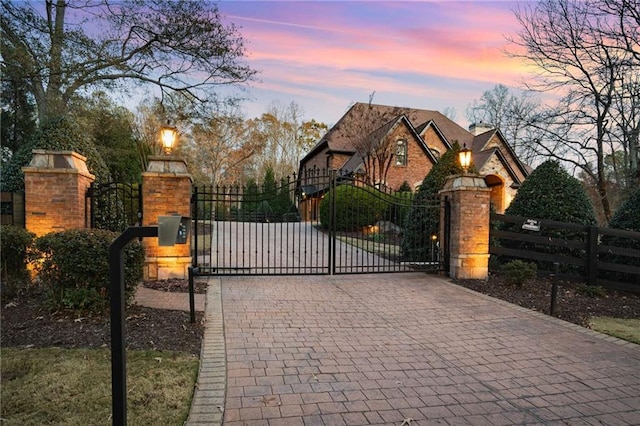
[
  {"left": 444, "top": 196, "right": 451, "bottom": 275},
  {"left": 192, "top": 188, "right": 199, "bottom": 267},
  {"left": 329, "top": 169, "right": 337, "bottom": 275}
]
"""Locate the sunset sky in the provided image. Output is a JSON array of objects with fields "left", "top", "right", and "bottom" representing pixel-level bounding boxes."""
[{"left": 217, "top": 0, "right": 534, "bottom": 127}]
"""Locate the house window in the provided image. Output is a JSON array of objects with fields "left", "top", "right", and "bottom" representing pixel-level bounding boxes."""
[{"left": 396, "top": 140, "right": 407, "bottom": 166}]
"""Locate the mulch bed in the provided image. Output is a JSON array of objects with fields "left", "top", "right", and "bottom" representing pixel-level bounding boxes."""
[
  {"left": 453, "top": 275, "right": 640, "bottom": 327},
  {"left": 143, "top": 278, "right": 208, "bottom": 294},
  {"left": 1, "top": 284, "right": 203, "bottom": 355}
]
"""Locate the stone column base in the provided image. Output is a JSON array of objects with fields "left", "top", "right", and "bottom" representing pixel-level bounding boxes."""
[
  {"left": 449, "top": 254, "right": 490, "bottom": 280},
  {"left": 144, "top": 256, "right": 192, "bottom": 280}
]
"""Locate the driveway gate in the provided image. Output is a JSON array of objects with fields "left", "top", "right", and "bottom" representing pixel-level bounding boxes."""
[{"left": 191, "top": 169, "right": 442, "bottom": 275}]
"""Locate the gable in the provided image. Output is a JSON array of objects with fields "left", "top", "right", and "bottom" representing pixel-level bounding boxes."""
[{"left": 472, "top": 130, "right": 529, "bottom": 182}]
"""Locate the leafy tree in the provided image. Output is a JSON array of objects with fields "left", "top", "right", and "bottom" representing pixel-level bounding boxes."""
[
  {"left": 401, "top": 143, "right": 463, "bottom": 261},
  {"left": 1, "top": 0, "right": 256, "bottom": 124},
  {"left": 1, "top": 116, "right": 110, "bottom": 192},
  {"left": 71, "top": 92, "right": 142, "bottom": 182},
  {"left": 246, "top": 101, "right": 327, "bottom": 182},
  {"left": 1, "top": 57, "right": 37, "bottom": 164}
]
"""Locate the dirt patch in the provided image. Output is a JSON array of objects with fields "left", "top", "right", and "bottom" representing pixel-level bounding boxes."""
[{"left": 453, "top": 275, "right": 640, "bottom": 327}]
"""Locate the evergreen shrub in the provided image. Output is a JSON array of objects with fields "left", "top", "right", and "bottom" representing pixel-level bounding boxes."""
[
  {"left": 501, "top": 160, "right": 597, "bottom": 275},
  {"left": 401, "top": 143, "right": 463, "bottom": 261},
  {"left": 601, "top": 187, "right": 640, "bottom": 285},
  {"left": 319, "top": 185, "right": 388, "bottom": 231},
  {"left": 34, "top": 229, "right": 144, "bottom": 311},
  {"left": 0, "top": 225, "right": 35, "bottom": 295}
]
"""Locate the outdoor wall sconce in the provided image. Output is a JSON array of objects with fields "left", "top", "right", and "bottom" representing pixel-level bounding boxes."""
[
  {"left": 459, "top": 143, "right": 472, "bottom": 173},
  {"left": 160, "top": 121, "right": 178, "bottom": 155}
]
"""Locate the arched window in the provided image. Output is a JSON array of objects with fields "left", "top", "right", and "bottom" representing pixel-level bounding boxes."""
[{"left": 395, "top": 139, "right": 407, "bottom": 166}]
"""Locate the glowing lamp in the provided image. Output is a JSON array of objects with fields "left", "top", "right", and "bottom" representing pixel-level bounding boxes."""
[
  {"left": 160, "top": 122, "right": 178, "bottom": 155},
  {"left": 459, "top": 144, "right": 472, "bottom": 173}
]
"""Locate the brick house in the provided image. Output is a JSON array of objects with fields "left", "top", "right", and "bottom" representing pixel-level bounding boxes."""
[{"left": 298, "top": 102, "right": 530, "bottom": 218}]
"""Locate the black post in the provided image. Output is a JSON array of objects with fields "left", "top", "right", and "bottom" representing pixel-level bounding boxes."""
[
  {"left": 550, "top": 262, "right": 560, "bottom": 316},
  {"left": 188, "top": 266, "right": 196, "bottom": 324},
  {"left": 587, "top": 226, "right": 598, "bottom": 286},
  {"left": 109, "top": 226, "right": 158, "bottom": 426}
]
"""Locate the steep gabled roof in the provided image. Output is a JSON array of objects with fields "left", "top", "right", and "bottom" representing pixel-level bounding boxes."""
[
  {"left": 474, "top": 147, "right": 524, "bottom": 185},
  {"left": 301, "top": 102, "right": 472, "bottom": 164},
  {"left": 472, "top": 129, "right": 530, "bottom": 178},
  {"left": 340, "top": 114, "right": 439, "bottom": 173}
]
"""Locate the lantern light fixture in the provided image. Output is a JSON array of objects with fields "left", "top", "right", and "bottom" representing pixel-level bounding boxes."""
[
  {"left": 459, "top": 143, "right": 472, "bottom": 173},
  {"left": 160, "top": 121, "right": 178, "bottom": 155}
]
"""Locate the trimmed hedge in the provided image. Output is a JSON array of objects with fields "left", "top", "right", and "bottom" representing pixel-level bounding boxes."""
[
  {"left": 34, "top": 229, "right": 144, "bottom": 311},
  {"left": 319, "top": 185, "right": 389, "bottom": 232},
  {"left": 601, "top": 187, "right": 640, "bottom": 284},
  {"left": 0, "top": 225, "right": 35, "bottom": 295},
  {"left": 500, "top": 160, "right": 597, "bottom": 274}
]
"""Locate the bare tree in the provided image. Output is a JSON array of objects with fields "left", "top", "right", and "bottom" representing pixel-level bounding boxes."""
[
  {"left": 339, "top": 102, "right": 403, "bottom": 186},
  {"left": 1, "top": 0, "right": 256, "bottom": 124},
  {"left": 507, "top": 0, "right": 637, "bottom": 222},
  {"left": 466, "top": 84, "right": 542, "bottom": 164}
]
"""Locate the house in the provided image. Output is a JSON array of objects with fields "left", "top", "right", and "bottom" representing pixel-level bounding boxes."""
[{"left": 298, "top": 102, "right": 530, "bottom": 219}]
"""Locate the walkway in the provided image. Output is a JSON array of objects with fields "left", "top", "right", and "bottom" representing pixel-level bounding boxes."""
[{"left": 142, "top": 274, "right": 640, "bottom": 425}]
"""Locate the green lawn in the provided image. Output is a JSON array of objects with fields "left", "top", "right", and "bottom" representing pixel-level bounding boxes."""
[
  {"left": 590, "top": 317, "right": 640, "bottom": 345},
  {"left": 1, "top": 347, "right": 199, "bottom": 425}
]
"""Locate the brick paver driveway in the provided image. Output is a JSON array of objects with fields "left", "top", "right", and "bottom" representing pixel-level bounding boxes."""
[{"left": 220, "top": 273, "right": 640, "bottom": 425}]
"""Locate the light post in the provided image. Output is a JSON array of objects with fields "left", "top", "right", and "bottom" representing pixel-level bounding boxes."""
[{"left": 458, "top": 143, "right": 472, "bottom": 173}]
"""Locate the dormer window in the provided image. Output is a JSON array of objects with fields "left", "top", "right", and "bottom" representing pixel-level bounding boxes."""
[{"left": 396, "top": 139, "right": 407, "bottom": 166}]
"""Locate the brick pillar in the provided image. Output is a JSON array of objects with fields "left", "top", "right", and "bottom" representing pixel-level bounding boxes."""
[
  {"left": 439, "top": 174, "right": 491, "bottom": 279},
  {"left": 142, "top": 156, "right": 192, "bottom": 280},
  {"left": 22, "top": 150, "right": 95, "bottom": 237}
]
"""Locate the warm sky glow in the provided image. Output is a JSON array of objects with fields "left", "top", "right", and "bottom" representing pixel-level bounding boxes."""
[{"left": 217, "top": 0, "right": 533, "bottom": 127}]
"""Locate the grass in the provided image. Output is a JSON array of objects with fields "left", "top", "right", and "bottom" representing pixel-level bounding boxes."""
[
  {"left": 590, "top": 317, "right": 640, "bottom": 345},
  {"left": 1, "top": 347, "right": 199, "bottom": 425}
]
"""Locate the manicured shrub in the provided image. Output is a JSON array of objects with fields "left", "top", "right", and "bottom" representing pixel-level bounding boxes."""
[
  {"left": 500, "top": 260, "right": 537, "bottom": 286},
  {"left": 601, "top": 187, "right": 640, "bottom": 285},
  {"left": 501, "top": 160, "right": 597, "bottom": 275},
  {"left": 319, "top": 185, "right": 389, "bottom": 232},
  {"left": 401, "top": 143, "right": 463, "bottom": 261},
  {"left": 34, "top": 229, "right": 144, "bottom": 311},
  {"left": 0, "top": 225, "right": 35, "bottom": 296},
  {"left": 505, "top": 160, "right": 597, "bottom": 225}
]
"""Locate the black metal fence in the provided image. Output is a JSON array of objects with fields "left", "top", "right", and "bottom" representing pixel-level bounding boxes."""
[
  {"left": 191, "top": 169, "right": 442, "bottom": 275},
  {"left": 1, "top": 192, "right": 25, "bottom": 227},
  {"left": 86, "top": 182, "right": 142, "bottom": 232},
  {"left": 490, "top": 212, "right": 640, "bottom": 293}
]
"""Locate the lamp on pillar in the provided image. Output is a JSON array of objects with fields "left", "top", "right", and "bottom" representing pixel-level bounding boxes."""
[
  {"left": 459, "top": 143, "right": 472, "bottom": 173},
  {"left": 160, "top": 122, "right": 178, "bottom": 155}
]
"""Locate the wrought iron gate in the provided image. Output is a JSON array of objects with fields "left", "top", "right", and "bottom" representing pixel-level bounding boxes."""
[
  {"left": 191, "top": 169, "right": 442, "bottom": 275},
  {"left": 86, "top": 182, "right": 142, "bottom": 232}
]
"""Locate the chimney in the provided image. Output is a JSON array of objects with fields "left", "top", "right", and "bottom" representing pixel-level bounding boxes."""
[{"left": 469, "top": 122, "right": 495, "bottom": 136}]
